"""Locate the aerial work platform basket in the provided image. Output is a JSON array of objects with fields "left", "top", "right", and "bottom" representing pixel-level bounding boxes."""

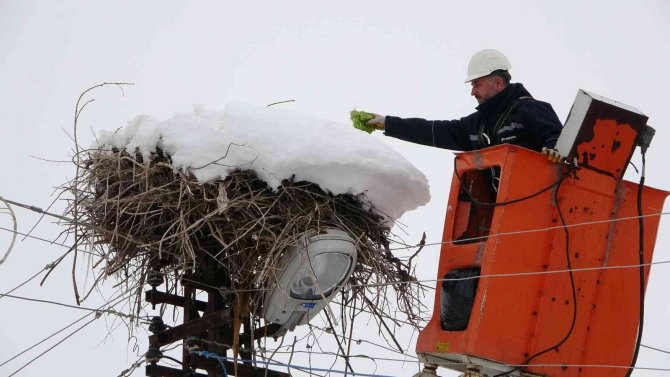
[{"left": 416, "top": 90, "right": 668, "bottom": 376}]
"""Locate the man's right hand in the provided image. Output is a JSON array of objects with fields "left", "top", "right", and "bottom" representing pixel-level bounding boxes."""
[{"left": 366, "top": 113, "right": 386, "bottom": 130}]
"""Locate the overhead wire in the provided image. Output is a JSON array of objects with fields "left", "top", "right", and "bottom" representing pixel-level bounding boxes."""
[
  {"left": 219, "top": 259, "right": 670, "bottom": 295},
  {"left": 248, "top": 331, "right": 670, "bottom": 375},
  {"left": 0, "top": 311, "right": 94, "bottom": 369},
  {"left": 0, "top": 286, "right": 137, "bottom": 369},
  {"left": 319, "top": 323, "right": 421, "bottom": 357},
  {"left": 2, "top": 196, "right": 669, "bottom": 259},
  {"left": 626, "top": 147, "right": 649, "bottom": 377},
  {"left": 642, "top": 344, "right": 670, "bottom": 355},
  {"left": 7, "top": 315, "right": 99, "bottom": 377},
  {"left": 0, "top": 261, "right": 59, "bottom": 301},
  {"left": 493, "top": 174, "right": 576, "bottom": 377},
  {"left": 7, "top": 196, "right": 670, "bottom": 297},
  {"left": 261, "top": 349, "right": 419, "bottom": 364},
  {"left": 0, "top": 292, "right": 143, "bottom": 319},
  {"left": 424, "top": 351, "right": 670, "bottom": 372},
  {"left": 2, "top": 151, "right": 669, "bottom": 376},
  {"left": 0, "top": 196, "right": 18, "bottom": 265},
  {"left": 6, "top": 208, "right": 668, "bottom": 301},
  {"left": 193, "top": 350, "right": 396, "bottom": 377},
  {"left": 3, "top": 194, "right": 670, "bottom": 287},
  {"left": 0, "top": 224, "right": 98, "bottom": 257},
  {"left": 196, "top": 349, "right": 670, "bottom": 375},
  {"left": 2, "top": 285, "right": 139, "bottom": 376},
  {"left": 388, "top": 211, "right": 670, "bottom": 252}
]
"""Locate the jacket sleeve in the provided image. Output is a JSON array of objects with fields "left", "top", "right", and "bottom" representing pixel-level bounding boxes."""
[
  {"left": 383, "top": 113, "right": 476, "bottom": 151},
  {"left": 520, "top": 100, "right": 563, "bottom": 149}
]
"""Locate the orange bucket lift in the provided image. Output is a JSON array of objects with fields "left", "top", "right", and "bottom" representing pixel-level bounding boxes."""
[{"left": 415, "top": 90, "right": 668, "bottom": 376}]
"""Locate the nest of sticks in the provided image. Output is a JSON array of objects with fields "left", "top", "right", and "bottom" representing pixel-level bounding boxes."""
[{"left": 65, "top": 145, "right": 425, "bottom": 353}]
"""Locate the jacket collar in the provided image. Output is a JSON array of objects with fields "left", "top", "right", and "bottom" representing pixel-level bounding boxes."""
[{"left": 475, "top": 83, "right": 532, "bottom": 115}]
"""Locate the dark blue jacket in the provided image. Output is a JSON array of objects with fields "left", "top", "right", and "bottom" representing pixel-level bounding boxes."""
[{"left": 384, "top": 83, "right": 563, "bottom": 152}]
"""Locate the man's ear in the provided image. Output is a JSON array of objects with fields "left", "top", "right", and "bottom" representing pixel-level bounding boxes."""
[{"left": 494, "top": 76, "right": 505, "bottom": 90}]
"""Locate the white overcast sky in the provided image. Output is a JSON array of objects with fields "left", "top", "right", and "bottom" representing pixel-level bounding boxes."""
[{"left": 1, "top": 1, "right": 670, "bottom": 376}]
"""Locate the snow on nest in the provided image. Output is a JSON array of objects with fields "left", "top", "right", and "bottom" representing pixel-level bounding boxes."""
[{"left": 97, "top": 101, "right": 430, "bottom": 220}]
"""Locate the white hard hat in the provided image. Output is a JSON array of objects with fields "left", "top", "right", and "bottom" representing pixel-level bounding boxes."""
[{"left": 465, "top": 49, "right": 512, "bottom": 83}]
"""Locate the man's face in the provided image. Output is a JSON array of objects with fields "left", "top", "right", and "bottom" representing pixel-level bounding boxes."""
[{"left": 470, "top": 76, "right": 503, "bottom": 104}]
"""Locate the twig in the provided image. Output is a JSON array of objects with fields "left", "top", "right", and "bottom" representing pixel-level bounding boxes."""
[
  {"left": 266, "top": 99, "right": 295, "bottom": 107},
  {"left": 325, "top": 310, "right": 355, "bottom": 374}
]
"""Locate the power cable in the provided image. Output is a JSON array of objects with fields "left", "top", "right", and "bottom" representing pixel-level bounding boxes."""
[
  {"left": 223, "top": 259, "right": 670, "bottom": 295},
  {"left": 452, "top": 156, "right": 567, "bottom": 207},
  {"left": 426, "top": 353, "right": 670, "bottom": 372},
  {"left": 3, "top": 195, "right": 668, "bottom": 259},
  {"left": 642, "top": 344, "right": 670, "bottom": 355},
  {"left": 260, "top": 349, "right": 419, "bottom": 364},
  {"left": 493, "top": 176, "right": 577, "bottom": 376},
  {"left": 0, "top": 262, "right": 57, "bottom": 301},
  {"left": 307, "top": 315, "right": 423, "bottom": 356},
  {"left": 193, "top": 350, "right": 396, "bottom": 377},
  {"left": 0, "top": 225, "right": 98, "bottom": 257},
  {"left": 0, "top": 312, "right": 94, "bottom": 368},
  {"left": 0, "top": 196, "right": 148, "bottom": 250},
  {"left": 509, "top": 364, "right": 670, "bottom": 372},
  {"left": 0, "top": 292, "right": 143, "bottom": 319},
  {"left": 0, "top": 287, "right": 135, "bottom": 369},
  {"left": 388, "top": 211, "right": 670, "bottom": 251},
  {"left": 0, "top": 196, "right": 18, "bottom": 265},
  {"left": 3, "top": 154, "right": 667, "bottom": 375},
  {"left": 199, "top": 349, "right": 670, "bottom": 376},
  {"left": 3, "top": 195, "right": 669, "bottom": 286},
  {"left": 7, "top": 315, "right": 99, "bottom": 376},
  {"left": 626, "top": 149, "right": 648, "bottom": 377}
]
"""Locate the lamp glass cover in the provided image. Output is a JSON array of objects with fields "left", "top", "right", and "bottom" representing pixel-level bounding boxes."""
[{"left": 289, "top": 252, "right": 351, "bottom": 300}]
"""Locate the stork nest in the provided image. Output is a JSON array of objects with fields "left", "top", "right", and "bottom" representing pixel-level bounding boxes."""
[{"left": 65, "top": 146, "right": 425, "bottom": 349}]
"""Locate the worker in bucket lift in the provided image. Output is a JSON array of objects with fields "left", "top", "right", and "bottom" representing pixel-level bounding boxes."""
[{"left": 363, "top": 49, "right": 564, "bottom": 162}]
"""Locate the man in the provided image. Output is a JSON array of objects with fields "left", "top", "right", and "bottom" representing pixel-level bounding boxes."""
[{"left": 364, "top": 49, "right": 563, "bottom": 160}]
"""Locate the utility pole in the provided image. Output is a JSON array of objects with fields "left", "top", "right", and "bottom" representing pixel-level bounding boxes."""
[{"left": 143, "top": 257, "right": 289, "bottom": 377}]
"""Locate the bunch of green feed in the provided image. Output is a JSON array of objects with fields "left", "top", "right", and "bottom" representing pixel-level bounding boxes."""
[{"left": 350, "top": 110, "right": 375, "bottom": 133}]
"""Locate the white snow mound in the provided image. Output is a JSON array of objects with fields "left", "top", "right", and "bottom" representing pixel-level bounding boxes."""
[{"left": 97, "top": 102, "right": 430, "bottom": 220}]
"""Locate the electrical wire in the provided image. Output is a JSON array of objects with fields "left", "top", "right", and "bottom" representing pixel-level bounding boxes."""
[
  {"left": 501, "top": 363, "right": 670, "bottom": 372},
  {"left": 0, "top": 287, "right": 136, "bottom": 369},
  {"left": 0, "top": 224, "right": 98, "bottom": 257},
  {"left": 451, "top": 161, "right": 582, "bottom": 376},
  {"left": 388, "top": 211, "right": 670, "bottom": 251},
  {"left": 0, "top": 263, "right": 56, "bottom": 301},
  {"left": 7, "top": 315, "right": 99, "bottom": 377},
  {"left": 492, "top": 175, "right": 577, "bottom": 376},
  {"left": 198, "top": 349, "right": 670, "bottom": 376},
  {"left": 3, "top": 195, "right": 670, "bottom": 290},
  {"left": 642, "top": 344, "right": 670, "bottom": 355},
  {"left": 11, "top": 210, "right": 666, "bottom": 294},
  {"left": 2, "top": 195, "right": 668, "bottom": 259},
  {"left": 626, "top": 149, "right": 648, "bottom": 377},
  {"left": 452, "top": 156, "right": 567, "bottom": 207},
  {"left": 2, "top": 152, "right": 668, "bottom": 377},
  {"left": 0, "top": 292, "right": 142, "bottom": 319},
  {"left": 0, "top": 196, "right": 18, "bottom": 265},
  {"left": 0, "top": 196, "right": 148, "bottom": 250},
  {"left": 222, "top": 259, "right": 670, "bottom": 295},
  {"left": 259, "top": 349, "right": 419, "bottom": 364},
  {"left": 424, "top": 352, "right": 670, "bottom": 372},
  {"left": 0, "top": 312, "right": 95, "bottom": 368},
  {"left": 193, "top": 350, "right": 396, "bottom": 377}
]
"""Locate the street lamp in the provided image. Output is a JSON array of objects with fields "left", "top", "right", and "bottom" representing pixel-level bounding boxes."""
[{"left": 263, "top": 228, "right": 358, "bottom": 333}]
